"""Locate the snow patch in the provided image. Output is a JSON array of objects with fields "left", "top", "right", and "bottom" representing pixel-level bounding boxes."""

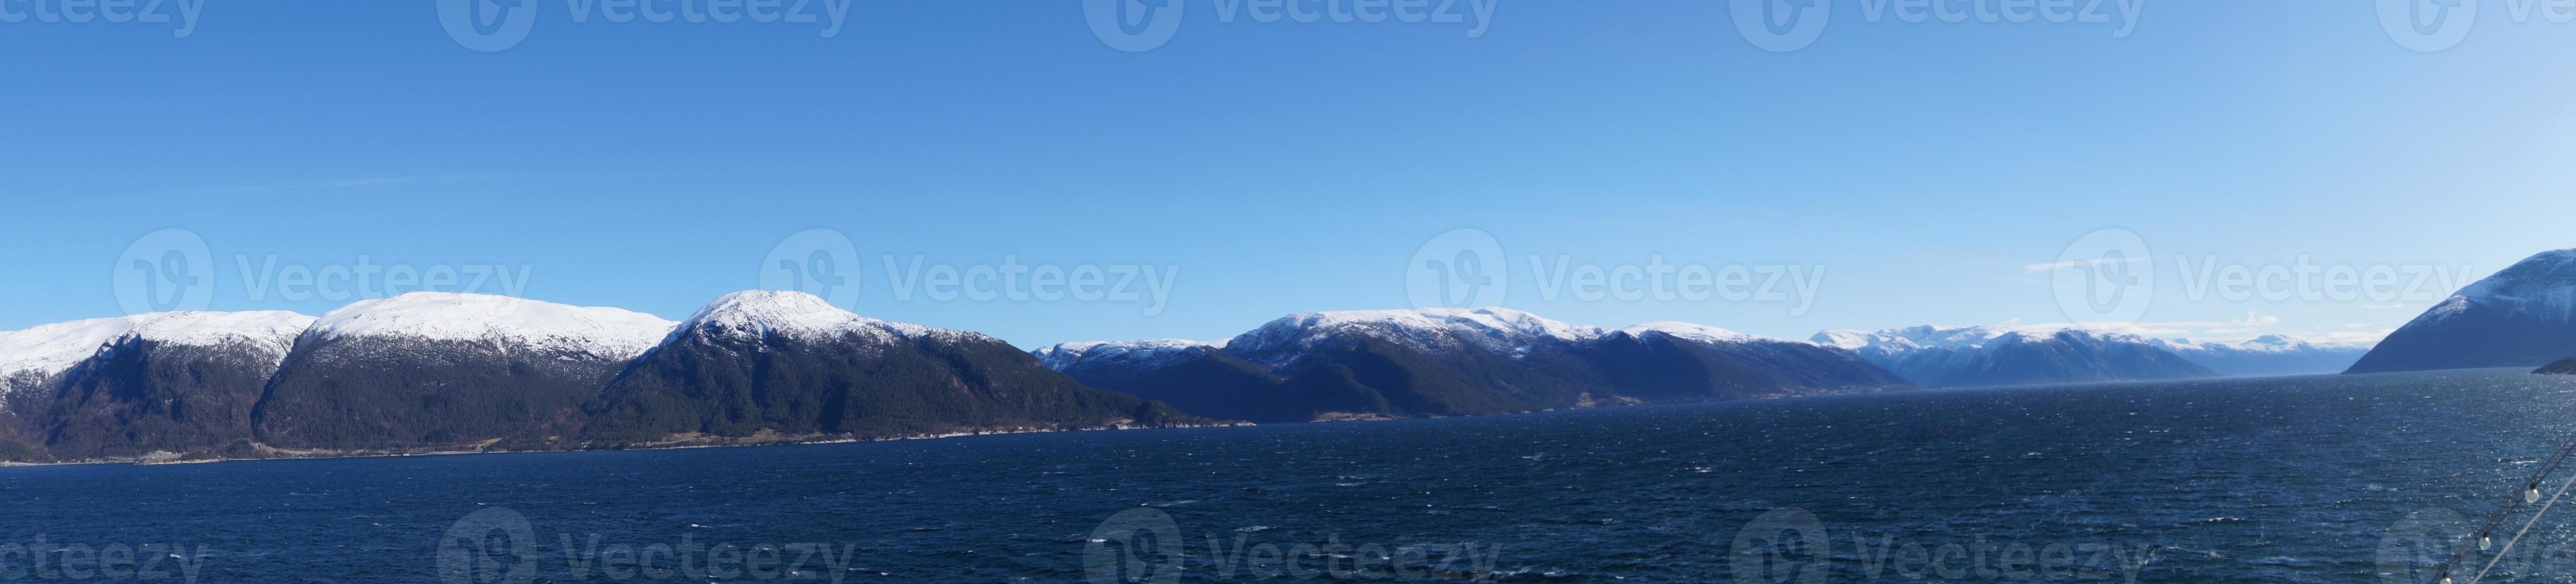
[
  {"left": 314, "top": 293, "right": 675, "bottom": 360},
  {"left": 0, "top": 311, "right": 315, "bottom": 379},
  {"left": 1617, "top": 322, "right": 1770, "bottom": 346},
  {"left": 678, "top": 291, "right": 963, "bottom": 344},
  {"left": 1227, "top": 307, "right": 1605, "bottom": 362},
  {"left": 1033, "top": 338, "right": 1212, "bottom": 371}
]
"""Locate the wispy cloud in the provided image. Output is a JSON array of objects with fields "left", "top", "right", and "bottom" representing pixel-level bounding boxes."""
[{"left": 2023, "top": 256, "right": 2147, "bottom": 274}]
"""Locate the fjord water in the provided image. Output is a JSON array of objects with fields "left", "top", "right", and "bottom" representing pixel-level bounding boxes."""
[{"left": 3, "top": 370, "right": 2572, "bottom": 582}]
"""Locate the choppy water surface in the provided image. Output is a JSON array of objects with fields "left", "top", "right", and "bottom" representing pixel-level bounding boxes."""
[{"left": 4, "top": 369, "right": 2575, "bottom": 583}]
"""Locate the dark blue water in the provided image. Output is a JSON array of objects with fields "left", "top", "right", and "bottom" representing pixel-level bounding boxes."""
[{"left": 4, "top": 369, "right": 2574, "bottom": 583}]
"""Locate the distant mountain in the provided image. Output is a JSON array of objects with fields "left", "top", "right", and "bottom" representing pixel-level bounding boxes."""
[
  {"left": 2349, "top": 250, "right": 2576, "bottom": 374},
  {"left": 1036, "top": 309, "right": 1906, "bottom": 423},
  {"left": 2539, "top": 358, "right": 2576, "bottom": 375},
  {"left": 581, "top": 291, "right": 1202, "bottom": 446},
  {"left": 1589, "top": 322, "right": 1911, "bottom": 402},
  {"left": 2154, "top": 336, "right": 2375, "bottom": 377},
  {"left": 1031, "top": 339, "right": 1320, "bottom": 424},
  {"left": 1812, "top": 325, "right": 2216, "bottom": 388},
  {"left": 252, "top": 293, "right": 676, "bottom": 451},
  {"left": 0, "top": 312, "right": 312, "bottom": 461}
]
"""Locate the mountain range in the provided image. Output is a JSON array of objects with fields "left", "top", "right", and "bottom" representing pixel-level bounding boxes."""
[
  {"left": 1810, "top": 325, "right": 2218, "bottom": 388},
  {"left": 1034, "top": 309, "right": 1910, "bottom": 423},
  {"left": 0, "top": 284, "right": 2424, "bottom": 463},
  {"left": 2153, "top": 336, "right": 2375, "bottom": 377},
  {"left": 0, "top": 291, "right": 1206, "bottom": 462}
]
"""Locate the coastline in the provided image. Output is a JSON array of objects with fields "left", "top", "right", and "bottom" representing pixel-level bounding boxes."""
[{"left": 4, "top": 420, "right": 1256, "bottom": 469}]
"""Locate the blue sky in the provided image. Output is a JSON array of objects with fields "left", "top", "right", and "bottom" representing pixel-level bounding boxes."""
[{"left": 4, "top": 1, "right": 2571, "bottom": 349}]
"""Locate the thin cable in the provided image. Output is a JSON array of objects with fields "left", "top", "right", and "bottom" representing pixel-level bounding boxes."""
[
  {"left": 2465, "top": 464, "right": 2576, "bottom": 583},
  {"left": 2432, "top": 430, "right": 2576, "bottom": 583}
]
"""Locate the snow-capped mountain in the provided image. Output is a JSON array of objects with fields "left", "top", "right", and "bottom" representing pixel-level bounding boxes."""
[
  {"left": 255, "top": 293, "right": 679, "bottom": 450},
  {"left": 0, "top": 312, "right": 313, "bottom": 403},
  {"left": 1813, "top": 325, "right": 2215, "bottom": 388},
  {"left": 0, "top": 311, "right": 314, "bottom": 460},
  {"left": 1040, "top": 308, "right": 1904, "bottom": 423},
  {"left": 668, "top": 290, "right": 940, "bottom": 344},
  {"left": 584, "top": 291, "right": 1201, "bottom": 444},
  {"left": 2349, "top": 249, "right": 2576, "bottom": 374},
  {"left": 2154, "top": 336, "right": 2375, "bottom": 377}
]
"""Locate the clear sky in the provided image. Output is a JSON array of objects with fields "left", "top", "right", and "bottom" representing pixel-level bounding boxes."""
[{"left": 4, "top": 1, "right": 2571, "bottom": 349}]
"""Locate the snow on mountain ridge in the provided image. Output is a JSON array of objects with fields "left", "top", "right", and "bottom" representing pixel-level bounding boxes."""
[
  {"left": 678, "top": 290, "right": 968, "bottom": 344},
  {"left": 1227, "top": 307, "right": 1607, "bottom": 364},
  {"left": 2433, "top": 249, "right": 2576, "bottom": 323},
  {"left": 1617, "top": 322, "right": 1773, "bottom": 346},
  {"left": 0, "top": 311, "right": 316, "bottom": 379},
  {"left": 314, "top": 292, "right": 676, "bottom": 360},
  {"left": 1816, "top": 325, "right": 2078, "bottom": 352},
  {"left": 1033, "top": 338, "right": 1212, "bottom": 371}
]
